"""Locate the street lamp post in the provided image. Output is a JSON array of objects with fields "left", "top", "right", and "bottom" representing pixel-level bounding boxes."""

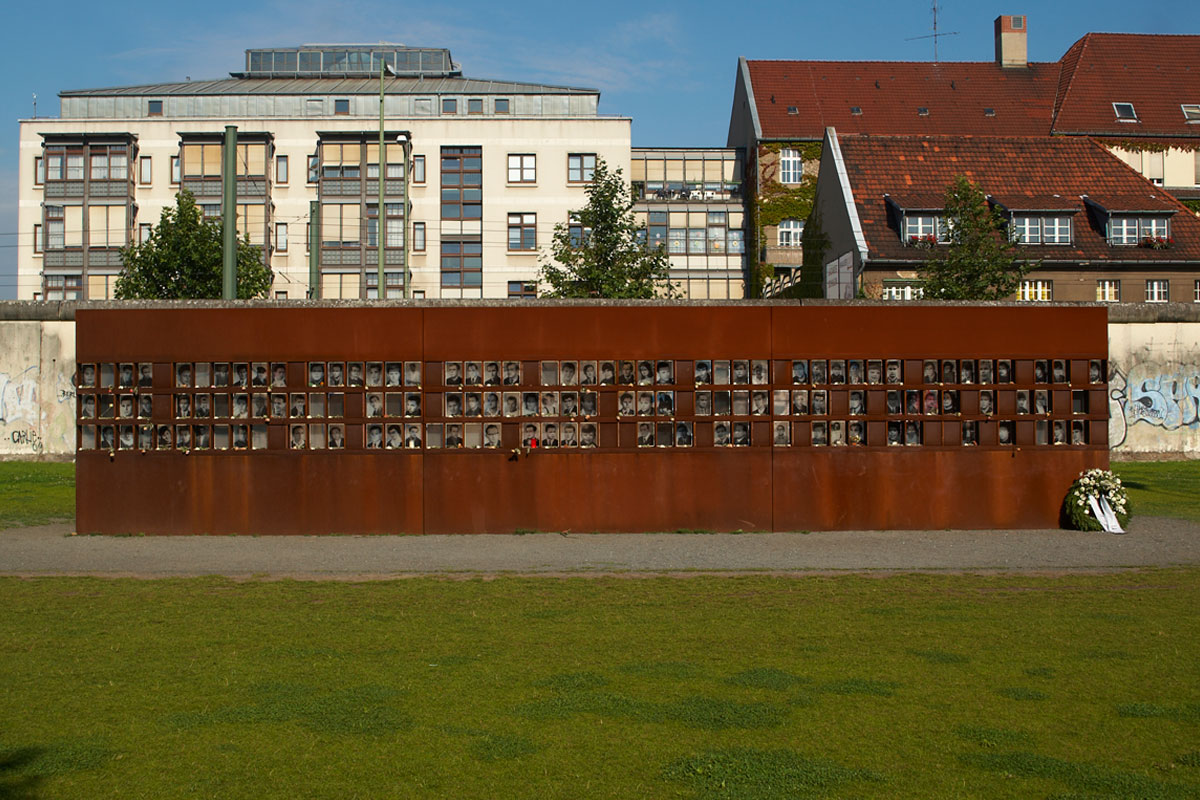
[{"left": 378, "top": 60, "right": 391, "bottom": 300}]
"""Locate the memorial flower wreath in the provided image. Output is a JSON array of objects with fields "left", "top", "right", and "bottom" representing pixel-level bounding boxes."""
[{"left": 1064, "top": 468, "right": 1131, "bottom": 532}]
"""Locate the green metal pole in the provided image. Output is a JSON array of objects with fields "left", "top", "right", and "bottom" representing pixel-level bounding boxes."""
[
  {"left": 403, "top": 139, "right": 411, "bottom": 299},
  {"left": 378, "top": 62, "right": 386, "bottom": 300},
  {"left": 222, "top": 125, "right": 237, "bottom": 300},
  {"left": 309, "top": 200, "right": 320, "bottom": 299}
]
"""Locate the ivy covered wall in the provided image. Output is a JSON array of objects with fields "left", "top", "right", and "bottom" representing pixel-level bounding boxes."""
[{"left": 745, "top": 141, "right": 823, "bottom": 297}]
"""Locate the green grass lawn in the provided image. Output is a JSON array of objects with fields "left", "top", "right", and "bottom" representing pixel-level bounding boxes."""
[
  {"left": 2, "top": 572, "right": 1200, "bottom": 799},
  {"left": 0, "top": 462, "right": 74, "bottom": 529},
  {"left": 1112, "top": 461, "right": 1200, "bottom": 523}
]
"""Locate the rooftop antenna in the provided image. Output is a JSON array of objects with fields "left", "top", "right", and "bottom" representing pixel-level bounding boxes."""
[
  {"left": 906, "top": 0, "right": 959, "bottom": 62},
  {"left": 32, "top": 93, "right": 37, "bottom": 118}
]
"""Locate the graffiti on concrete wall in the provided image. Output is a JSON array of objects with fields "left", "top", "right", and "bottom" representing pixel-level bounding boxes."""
[
  {"left": 0, "top": 365, "right": 45, "bottom": 454},
  {"left": 1109, "top": 363, "right": 1200, "bottom": 451}
]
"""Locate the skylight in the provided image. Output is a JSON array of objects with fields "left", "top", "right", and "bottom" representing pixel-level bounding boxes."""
[
  {"left": 850, "top": 106, "right": 862, "bottom": 115},
  {"left": 984, "top": 108, "right": 996, "bottom": 117},
  {"left": 917, "top": 107, "right": 929, "bottom": 116},
  {"left": 787, "top": 106, "right": 799, "bottom": 115},
  {"left": 1183, "top": 104, "right": 1200, "bottom": 122},
  {"left": 1113, "top": 102, "right": 1138, "bottom": 122}
]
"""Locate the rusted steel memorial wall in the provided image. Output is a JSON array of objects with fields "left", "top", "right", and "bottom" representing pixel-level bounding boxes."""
[{"left": 75, "top": 303, "right": 1109, "bottom": 534}]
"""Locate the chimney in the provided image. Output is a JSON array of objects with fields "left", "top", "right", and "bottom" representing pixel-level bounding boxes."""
[{"left": 994, "top": 15, "right": 1028, "bottom": 68}]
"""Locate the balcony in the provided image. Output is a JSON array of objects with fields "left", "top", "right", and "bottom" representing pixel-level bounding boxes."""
[{"left": 633, "top": 181, "right": 742, "bottom": 203}]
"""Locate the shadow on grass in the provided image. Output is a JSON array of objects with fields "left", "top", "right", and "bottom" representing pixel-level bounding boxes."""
[
  {"left": 959, "top": 751, "right": 1195, "bottom": 798},
  {"left": 0, "top": 739, "right": 114, "bottom": 799},
  {"left": 662, "top": 748, "right": 884, "bottom": 799},
  {"left": 1116, "top": 703, "right": 1200, "bottom": 723}
]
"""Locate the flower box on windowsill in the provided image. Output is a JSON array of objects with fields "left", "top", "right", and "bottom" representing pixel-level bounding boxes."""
[
  {"left": 907, "top": 234, "right": 937, "bottom": 249},
  {"left": 1140, "top": 236, "right": 1175, "bottom": 250}
]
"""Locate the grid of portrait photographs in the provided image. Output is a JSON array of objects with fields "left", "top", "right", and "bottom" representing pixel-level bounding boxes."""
[{"left": 75, "top": 357, "right": 1107, "bottom": 452}]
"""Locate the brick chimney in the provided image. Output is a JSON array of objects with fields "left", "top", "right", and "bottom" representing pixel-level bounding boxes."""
[{"left": 994, "top": 15, "right": 1028, "bottom": 68}]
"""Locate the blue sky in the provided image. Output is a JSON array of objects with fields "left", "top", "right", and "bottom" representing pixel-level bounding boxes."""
[{"left": 1, "top": 0, "right": 1193, "bottom": 298}]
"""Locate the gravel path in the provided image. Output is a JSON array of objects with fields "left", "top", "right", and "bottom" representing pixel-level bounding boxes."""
[{"left": 1, "top": 517, "right": 1197, "bottom": 579}]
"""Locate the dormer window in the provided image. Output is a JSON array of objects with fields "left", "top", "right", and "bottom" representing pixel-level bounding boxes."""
[
  {"left": 1011, "top": 215, "right": 1072, "bottom": 245},
  {"left": 917, "top": 107, "right": 929, "bottom": 116},
  {"left": 903, "top": 214, "right": 948, "bottom": 244},
  {"left": 984, "top": 108, "right": 996, "bottom": 117},
  {"left": 1109, "top": 215, "right": 1170, "bottom": 245},
  {"left": 1113, "top": 102, "right": 1138, "bottom": 122},
  {"left": 1183, "top": 104, "right": 1200, "bottom": 122},
  {"left": 786, "top": 106, "right": 798, "bottom": 115}
]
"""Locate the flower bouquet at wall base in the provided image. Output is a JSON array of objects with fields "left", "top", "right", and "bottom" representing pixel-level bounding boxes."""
[{"left": 1063, "top": 468, "right": 1132, "bottom": 532}]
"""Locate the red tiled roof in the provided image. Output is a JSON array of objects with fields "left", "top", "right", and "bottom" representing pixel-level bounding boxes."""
[
  {"left": 748, "top": 61, "right": 1059, "bottom": 139},
  {"left": 1052, "top": 34, "right": 1200, "bottom": 137},
  {"left": 834, "top": 135, "right": 1200, "bottom": 263},
  {"left": 989, "top": 194, "right": 1081, "bottom": 211}
]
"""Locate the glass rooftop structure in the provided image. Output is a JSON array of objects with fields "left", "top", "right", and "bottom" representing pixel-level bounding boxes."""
[{"left": 239, "top": 46, "right": 460, "bottom": 78}]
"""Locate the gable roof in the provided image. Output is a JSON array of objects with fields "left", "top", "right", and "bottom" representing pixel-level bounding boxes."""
[{"left": 831, "top": 134, "right": 1200, "bottom": 263}]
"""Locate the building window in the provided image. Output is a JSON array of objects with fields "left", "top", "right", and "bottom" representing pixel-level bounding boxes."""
[
  {"left": 412, "top": 155, "right": 426, "bottom": 183},
  {"left": 882, "top": 281, "right": 925, "bottom": 300},
  {"left": 321, "top": 143, "right": 361, "bottom": 179},
  {"left": 34, "top": 157, "right": 43, "bottom": 185},
  {"left": 89, "top": 145, "right": 127, "bottom": 181},
  {"left": 569, "top": 214, "right": 591, "bottom": 247},
  {"left": 148, "top": 100, "right": 163, "bottom": 116},
  {"left": 778, "top": 218, "right": 804, "bottom": 247},
  {"left": 44, "top": 151, "right": 64, "bottom": 181},
  {"left": 1011, "top": 215, "right": 1040, "bottom": 244},
  {"left": 508, "top": 213, "right": 537, "bottom": 250},
  {"left": 321, "top": 203, "right": 361, "bottom": 248},
  {"left": 903, "top": 214, "right": 947, "bottom": 243},
  {"left": 1096, "top": 280, "right": 1120, "bottom": 302},
  {"left": 365, "top": 271, "right": 404, "bottom": 299},
  {"left": 414, "top": 97, "right": 433, "bottom": 115},
  {"left": 1194, "top": 280, "right": 1200, "bottom": 303},
  {"left": 88, "top": 205, "right": 127, "bottom": 248},
  {"left": 334, "top": 98, "right": 350, "bottom": 115},
  {"left": 728, "top": 229, "right": 745, "bottom": 254},
  {"left": 508, "top": 281, "right": 537, "bottom": 298},
  {"left": 275, "top": 291, "right": 288, "bottom": 300},
  {"left": 647, "top": 211, "right": 667, "bottom": 251},
  {"left": 139, "top": 223, "right": 152, "bottom": 244},
  {"left": 276, "top": 155, "right": 288, "bottom": 184},
  {"left": 1140, "top": 218, "right": 1169, "bottom": 242},
  {"left": 307, "top": 155, "right": 319, "bottom": 183},
  {"left": 668, "top": 228, "right": 685, "bottom": 254},
  {"left": 442, "top": 98, "right": 457, "bottom": 114},
  {"left": 467, "top": 98, "right": 483, "bottom": 114},
  {"left": 508, "top": 154, "right": 536, "bottom": 183},
  {"left": 1043, "top": 216, "right": 1072, "bottom": 244},
  {"left": 1109, "top": 216, "right": 1140, "bottom": 245},
  {"left": 779, "top": 148, "right": 804, "bottom": 184},
  {"left": 495, "top": 98, "right": 510, "bottom": 114},
  {"left": 1146, "top": 279, "right": 1170, "bottom": 303},
  {"left": 688, "top": 228, "right": 705, "bottom": 255},
  {"left": 45, "top": 205, "right": 65, "bottom": 249},
  {"left": 275, "top": 222, "right": 288, "bottom": 252},
  {"left": 365, "top": 203, "right": 405, "bottom": 248},
  {"left": 33, "top": 224, "right": 42, "bottom": 253},
  {"left": 441, "top": 147, "right": 482, "bottom": 220},
  {"left": 440, "top": 240, "right": 482, "bottom": 287},
  {"left": 1183, "top": 104, "right": 1200, "bottom": 122},
  {"left": 568, "top": 153, "right": 596, "bottom": 183},
  {"left": 1113, "top": 102, "right": 1138, "bottom": 122},
  {"left": 139, "top": 156, "right": 152, "bottom": 185},
  {"left": 44, "top": 274, "right": 82, "bottom": 301},
  {"left": 1018, "top": 280, "right": 1054, "bottom": 302}
]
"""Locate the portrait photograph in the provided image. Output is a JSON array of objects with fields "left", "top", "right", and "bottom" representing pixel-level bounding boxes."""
[
  {"left": 118, "top": 363, "right": 134, "bottom": 388},
  {"left": 444, "top": 361, "right": 464, "bottom": 386},
  {"left": 97, "top": 395, "right": 114, "bottom": 419},
  {"left": 251, "top": 362, "right": 269, "bottom": 387},
  {"left": 308, "top": 424, "right": 327, "bottom": 450},
  {"left": 656, "top": 421, "right": 675, "bottom": 447},
  {"left": 695, "top": 391, "right": 713, "bottom": 416},
  {"left": 732, "top": 390, "right": 750, "bottom": 416},
  {"left": 425, "top": 423, "right": 443, "bottom": 449},
  {"left": 483, "top": 391, "right": 501, "bottom": 417},
  {"left": 979, "top": 390, "right": 995, "bottom": 416},
  {"left": 347, "top": 362, "right": 365, "bottom": 387},
  {"left": 465, "top": 392, "right": 483, "bottom": 417},
  {"left": 866, "top": 360, "right": 883, "bottom": 385},
  {"left": 289, "top": 393, "right": 306, "bottom": 418},
  {"left": 87, "top": 425, "right": 107, "bottom": 451},
  {"left": 560, "top": 422, "right": 579, "bottom": 447},
  {"left": 386, "top": 393, "right": 404, "bottom": 417},
  {"left": 922, "top": 360, "right": 938, "bottom": 384},
  {"left": 267, "top": 394, "right": 287, "bottom": 418},
  {"left": 156, "top": 425, "right": 172, "bottom": 449},
  {"left": 366, "top": 423, "right": 384, "bottom": 449},
  {"left": 732, "top": 360, "right": 751, "bottom": 385},
  {"left": 1035, "top": 420, "right": 1049, "bottom": 446},
  {"left": 848, "top": 390, "right": 865, "bottom": 416},
  {"left": 251, "top": 424, "right": 269, "bottom": 450},
  {"left": 675, "top": 421, "right": 694, "bottom": 447},
  {"left": 713, "top": 421, "right": 731, "bottom": 447},
  {"left": 540, "top": 361, "right": 559, "bottom": 387},
  {"left": 996, "top": 359, "right": 1012, "bottom": 384},
  {"left": 637, "top": 421, "right": 655, "bottom": 447},
  {"left": 328, "top": 424, "right": 346, "bottom": 449},
  {"left": 656, "top": 360, "right": 675, "bottom": 385},
  {"left": 540, "top": 392, "right": 558, "bottom": 417},
  {"left": 327, "top": 362, "right": 345, "bottom": 387},
  {"left": 118, "top": 395, "right": 134, "bottom": 419},
  {"left": 79, "top": 394, "right": 96, "bottom": 419},
  {"left": 559, "top": 361, "right": 578, "bottom": 387},
  {"left": 579, "top": 361, "right": 599, "bottom": 386},
  {"left": 366, "top": 393, "right": 384, "bottom": 418},
  {"left": 1053, "top": 420, "right": 1067, "bottom": 445},
  {"left": 962, "top": 421, "right": 978, "bottom": 446},
  {"left": 579, "top": 423, "right": 598, "bottom": 448},
  {"left": 636, "top": 391, "right": 654, "bottom": 416},
  {"left": 732, "top": 421, "right": 751, "bottom": 446},
  {"left": 598, "top": 361, "right": 616, "bottom": 385},
  {"left": 386, "top": 362, "right": 403, "bottom": 387},
  {"left": 829, "top": 360, "right": 846, "bottom": 385},
  {"left": 751, "top": 390, "right": 770, "bottom": 416},
  {"left": 657, "top": 391, "right": 674, "bottom": 416},
  {"left": 905, "top": 420, "right": 922, "bottom": 446},
  {"left": 232, "top": 363, "right": 249, "bottom": 388},
  {"left": 713, "top": 360, "right": 731, "bottom": 385},
  {"left": 1072, "top": 420, "right": 1087, "bottom": 445},
  {"left": 1089, "top": 359, "right": 1105, "bottom": 384},
  {"left": 810, "top": 360, "right": 827, "bottom": 385},
  {"left": 291, "top": 424, "right": 310, "bottom": 449},
  {"left": 366, "top": 362, "right": 384, "bottom": 387},
  {"left": 559, "top": 392, "right": 579, "bottom": 417},
  {"left": 941, "top": 390, "right": 959, "bottom": 415},
  {"left": 887, "top": 421, "right": 903, "bottom": 446},
  {"left": 1035, "top": 390, "right": 1050, "bottom": 415},
  {"left": 521, "top": 392, "right": 539, "bottom": 416},
  {"left": 503, "top": 361, "right": 522, "bottom": 385},
  {"left": 751, "top": 360, "right": 769, "bottom": 385},
  {"left": 617, "top": 360, "right": 636, "bottom": 385},
  {"left": 792, "top": 390, "right": 809, "bottom": 415},
  {"left": 791, "top": 360, "right": 808, "bottom": 384},
  {"left": 212, "top": 362, "right": 229, "bottom": 387},
  {"left": 175, "top": 363, "right": 192, "bottom": 388},
  {"left": 811, "top": 390, "right": 828, "bottom": 416},
  {"left": 214, "top": 425, "right": 229, "bottom": 450},
  {"left": 885, "top": 359, "right": 903, "bottom": 385},
  {"left": 404, "top": 424, "right": 423, "bottom": 449},
  {"left": 309, "top": 394, "right": 326, "bottom": 419},
  {"left": 119, "top": 425, "right": 135, "bottom": 450},
  {"left": 193, "top": 394, "right": 211, "bottom": 419},
  {"left": 138, "top": 425, "right": 154, "bottom": 451},
  {"left": 580, "top": 392, "right": 599, "bottom": 416},
  {"left": 483, "top": 423, "right": 503, "bottom": 448},
  {"left": 1016, "top": 390, "right": 1031, "bottom": 415},
  {"left": 235, "top": 424, "right": 251, "bottom": 449},
  {"left": 1053, "top": 359, "right": 1068, "bottom": 384},
  {"left": 271, "top": 363, "right": 288, "bottom": 388},
  {"left": 138, "top": 363, "right": 154, "bottom": 388},
  {"left": 886, "top": 390, "right": 902, "bottom": 415},
  {"left": 445, "top": 393, "right": 464, "bottom": 418},
  {"left": 998, "top": 421, "right": 1015, "bottom": 446},
  {"left": 978, "top": 359, "right": 994, "bottom": 385},
  {"left": 175, "top": 424, "right": 192, "bottom": 450},
  {"left": 941, "top": 359, "right": 957, "bottom": 384},
  {"left": 773, "top": 390, "right": 790, "bottom": 416},
  {"left": 404, "top": 362, "right": 422, "bottom": 387},
  {"left": 328, "top": 394, "right": 345, "bottom": 418},
  {"left": 1034, "top": 359, "right": 1049, "bottom": 384},
  {"left": 403, "top": 392, "right": 422, "bottom": 418},
  {"left": 483, "top": 361, "right": 502, "bottom": 386},
  {"left": 847, "top": 360, "right": 863, "bottom": 385},
  {"left": 773, "top": 421, "right": 790, "bottom": 446},
  {"left": 829, "top": 420, "right": 845, "bottom": 446},
  {"left": 848, "top": 420, "right": 864, "bottom": 446},
  {"left": 192, "top": 425, "right": 210, "bottom": 450},
  {"left": 637, "top": 360, "right": 654, "bottom": 385},
  {"left": 695, "top": 360, "right": 713, "bottom": 385},
  {"left": 503, "top": 393, "right": 521, "bottom": 417},
  {"left": 959, "top": 359, "right": 976, "bottom": 385},
  {"left": 923, "top": 389, "right": 939, "bottom": 415},
  {"left": 444, "top": 424, "right": 464, "bottom": 448},
  {"left": 812, "top": 421, "right": 828, "bottom": 446},
  {"left": 175, "top": 394, "right": 191, "bottom": 419},
  {"left": 540, "top": 423, "right": 559, "bottom": 447}
]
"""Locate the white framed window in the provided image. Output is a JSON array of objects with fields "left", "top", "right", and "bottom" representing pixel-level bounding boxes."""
[
  {"left": 1183, "top": 104, "right": 1200, "bottom": 122},
  {"left": 728, "top": 230, "right": 744, "bottom": 254},
  {"left": 688, "top": 228, "right": 705, "bottom": 254},
  {"left": 1145, "top": 151, "right": 1164, "bottom": 185},
  {"left": 778, "top": 218, "right": 804, "bottom": 247},
  {"left": 275, "top": 222, "right": 288, "bottom": 252},
  {"left": 882, "top": 281, "right": 925, "bottom": 300},
  {"left": 139, "top": 223, "right": 152, "bottom": 244},
  {"left": 507, "top": 154, "right": 536, "bottom": 184},
  {"left": 904, "top": 214, "right": 944, "bottom": 242},
  {"left": 1043, "top": 216, "right": 1072, "bottom": 244},
  {"left": 1096, "top": 279, "right": 1120, "bottom": 302},
  {"left": 1018, "top": 280, "right": 1053, "bottom": 302},
  {"left": 779, "top": 148, "right": 804, "bottom": 184},
  {"left": 1113, "top": 102, "right": 1138, "bottom": 122},
  {"left": 1110, "top": 217, "right": 1139, "bottom": 245},
  {"left": 1194, "top": 279, "right": 1200, "bottom": 303},
  {"left": 1146, "top": 279, "right": 1170, "bottom": 303},
  {"left": 276, "top": 155, "right": 288, "bottom": 184},
  {"left": 1012, "top": 215, "right": 1041, "bottom": 244},
  {"left": 1139, "top": 218, "right": 1169, "bottom": 240},
  {"left": 170, "top": 156, "right": 180, "bottom": 184},
  {"left": 668, "top": 228, "right": 686, "bottom": 254}
]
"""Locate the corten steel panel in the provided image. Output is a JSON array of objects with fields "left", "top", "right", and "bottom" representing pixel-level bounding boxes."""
[{"left": 423, "top": 451, "right": 772, "bottom": 534}]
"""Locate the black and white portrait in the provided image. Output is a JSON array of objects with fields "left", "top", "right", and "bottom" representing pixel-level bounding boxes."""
[
  {"left": 887, "top": 421, "right": 903, "bottom": 446},
  {"left": 810, "top": 360, "right": 827, "bottom": 385},
  {"left": 773, "top": 421, "right": 790, "bottom": 446},
  {"left": 403, "top": 392, "right": 421, "bottom": 417},
  {"left": 192, "top": 425, "right": 210, "bottom": 450},
  {"left": 941, "top": 359, "right": 957, "bottom": 384},
  {"left": 751, "top": 360, "right": 769, "bottom": 385},
  {"left": 791, "top": 360, "right": 809, "bottom": 384},
  {"left": 366, "top": 393, "right": 384, "bottom": 418},
  {"left": 540, "top": 392, "right": 558, "bottom": 417},
  {"left": 656, "top": 391, "right": 674, "bottom": 416},
  {"left": 386, "top": 423, "right": 404, "bottom": 449},
  {"left": 271, "top": 363, "right": 288, "bottom": 388},
  {"left": 328, "top": 424, "right": 345, "bottom": 449},
  {"left": 941, "top": 390, "right": 959, "bottom": 415},
  {"left": 848, "top": 420, "right": 864, "bottom": 445},
  {"left": 1035, "top": 390, "right": 1050, "bottom": 415},
  {"left": 405, "top": 362, "right": 422, "bottom": 387},
  {"left": 251, "top": 363, "right": 269, "bottom": 387},
  {"left": 559, "top": 361, "right": 578, "bottom": 387},
  {"left": 580, "top": 362, "right": 599, "bottom": 386},
  {"left": 695, "top": 391, "right": 713, "bottom": 416},
  {"left": 636, "top": 360, "right": 654, "bottom": 385},
  {"left": 79, "top": 394, "right": 96, "bottom": 419},
  {"left": 483, "top": 361, "right": 501, "bottom": 386},
  {"left": 483, "top": 423, "right": 502, "bottom": 448},
  {"left": 118, "top": 363, "right": 134, "bottom": 388},
  {"left": 175, "top": 394, "right": 191, "bottom": 419},
  {"left": 905, "top": 420, "right": 922, "bottom": 446},
  {"left": 637, "top": 421, "right": 655, "bottom": 447},
  {"left": 1016, "top": 390, "right": 1031, "bottom": 415},
  {"left": 464, "top": 362, "right": 483, "bottom": 386},
  {"left": 997, "top": 360, "right": 1012, "bottom": 384},
  {"left": 1052, "top": 359, "right": 1067, "bottom": 384},
  {"left": 636, "top": 391, "right": 654, "bottom": 416},
  {"left": 405, "top": 424, "right": 423, "bottom": 449},
  {"left": 886, "top": 390, "right": 902, "bottom": 415},
  {"left": 695, "top": 360, "right": 713, "bottom": 385},
  {"left": 1072, "top": 420, "right": 1087, "bottom": 445},
  {"left": 213, "top": 363, "right": 230, "bottom": 388},
  {"left": 1089, "top": 360, "right": 1104, "bottom": 384},
  {"left": 615, "top": 360, "right": 635, "bottom": 386},
  {"left": 656, "top": 360, "right": 675, "bottom": 385},
  {"left": 831, "top": 361, "right": 849, "bottom": 385},
  {"left": 366, "top": 362, "right": 384, "bottom": 388},
  {"left": 541, "top": 423, "right": 559, "bottom": 447},
  {"left": 560, "top": 422, "right": 579, "bottom": 447},
  {"left": 308, "top": 362, "right": 326, "bottom": 387},
  {"left": 962, "top": 421, "right": 978, "bottom": 446},
  {"left": 560, "top": 392, "right": 579, "bottom": 417},
  {"left": 175, "top": 424, "right": 192, "bottom": 450},
  {"left": 138, "top": 425, "right": 154, "bottom": 450},
  {"left": 347, "top": 363, "right": 365, "bottom": 387},
  {"left": 193, "top": 394, "right": 211, "bottom": 419},
  {"left": 234, "top": 363, "right": 252, "bottom": 389},
  {"left": 267, "top": 393, "right": 285, "bottom": 419},
  {"left": 998, "top": 420, "right": 1015, "bottom": 446},
  {"left": 465, "top": 392, "right": 483, "bottom": 417},
  {"left": 366, "top": 423, "right": 384, "bottom": 449},
  {"left": 175, "top": 363, "right": 192, "bottom": 388},
  {"left": 1053, "top": 420, "right": 1067, "bottom": 445},
  {"left": 580, "top": 392, "right": 599, "bottom": 416},
  {"left": 751, "top": 390, "right": 770, "bottom": 416},
  {"left": 445, "top": 423, "right": 464, "bottom": 448},
  {"left": 978, "top": 360, "right": 994, "bottom": 385},
  {"left": 598, "top": 361, "right": 616, "bottom": 385},
  {"left": 138, "top": 363, "right": 154, "bottom": 388},
  {"left": 848, "top": 390, "right": 865, "bottom": 416},
  {"left": 503, "top": 393, "right": 520, "bottom": 417},
  {"left": 444, "top": 362, "right": 464, "bottom": 386},
  {"left": 483, "top": 392, "right": 501, "bottom": 417},
  {"left": 503, "top": 361, "right": 522, "bottom": 386},
  {"left": 811, "top": 390, "right": 827, "bottom": 416},
  {"left": 847, "top": 360, "right": 863, "bottom": 385},
  {"left": 579, "top": 423, "right": 598, "bottom": 448},
  {"left": 328, "top": 362, "right": 345, "bottom": 387},
  {"left": 118, "top": 395, "right": 134, "bottom": 419},
  {"left": 886, "top": 359, "right": 903, "bottom": 385},
  {"left": 233, "top": 425, "right": 249, "bottom": 449},
  {"left": 960, "top": 360, "right": 975, "bottom": 385},
  {"left": 119, "top": 425, "right": 135, "bottom": 450},
  {"left": 812, "top": 421, "right": 828, "bottom": 446},
  {"left": 732, "top": 421, "right": 751, "bottom": 446},
  {"left": 923, "top": 390, "right": 939, "bottom": 415},
  {"left": 675, "top": 421, "right": 693, "bottom": 447},
  {"left": 829, "top": 420, "right": 845, "bottom": 446},
  {"left": 713, "top": 421, "right": 731, "bottom": 447},
  {"left": 866, "top": 360, "right": 883, "bottom": 385},
  {"left": 979, "top": 390, "right": 995, "bottom": 416},
  {"left": 922, "top": 360, "right": 938, "bottom": 384},
  {"left": 521, "top": 392, "right": 539, "bottom": 416},
  {"left": 290, "top": 393, "right": 306, "bottom": 417},
  {"left": 732, "top": 360, "right": 750, "bottom": 385},
  {"left": 157, "top": 425, "right": 172, "bottom": 449},
  {"left": 792, "top": 390, "right": 809, "bottom": 415},
  {"left": 386, "top": 362, "right": 403, "bottom": 387},
  {"left": 1034, "top": 359, "right": 1049, "bottom": 384},
  {"left": 445, "top": 394, "right": 463, "bottom": 418}
]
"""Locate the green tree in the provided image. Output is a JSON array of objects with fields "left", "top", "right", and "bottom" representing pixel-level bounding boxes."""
[
  {"left": 920, "top": 175, "right": 1034, "bottom": 300},
  {"left": 539, "top": 158, "right": 676, "bottom": 298},
  {"left": 115, "top": 190, "right": 273, "bottom": 300}
]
